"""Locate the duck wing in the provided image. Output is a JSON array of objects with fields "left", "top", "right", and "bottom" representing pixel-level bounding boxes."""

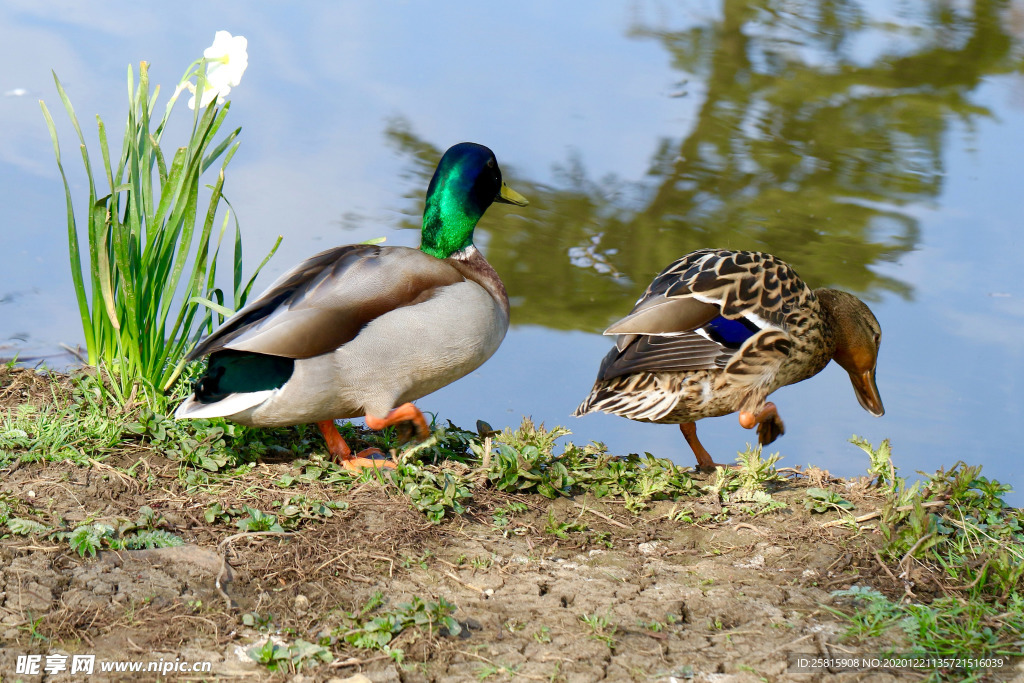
[
  {"left": 595, "top": 249, "right": 810, "bottom": 381},
  {"left": 187, "top": 245, "right": 465, "bottom": 360}
]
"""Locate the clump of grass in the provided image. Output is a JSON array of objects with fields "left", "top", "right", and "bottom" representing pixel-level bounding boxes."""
[
  {"left": 829, "top": 587, "right": 1024, "bottom": 678},
  {"left": 41, "top": 47, "right": 278, "bottom": 406},
  {"left": 373, "top": 417, "right": 702, "bottom": 523},
  {"left": 853, "top": 437, "right": 1024, "bottom": 600},
  {"left": 483, "top": 418, "right": 698, "bottom": 504},
  {"left": 0, "top": 369, "right": 309, "bottom": 479},
  {"left": 825, "top": 438, "right": 1024, "bottom": 679},
  {"left": 0, "top": 372, "right": 134, "bottom": 466},
  {"left": 544, "top": 509, "right": 588, "bottom": 539}
]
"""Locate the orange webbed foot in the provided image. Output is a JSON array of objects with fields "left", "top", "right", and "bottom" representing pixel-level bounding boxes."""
[
  {"left": 341, "top": 448, "right": 397, "bottom": 471},
  {"left": 316, "top": 420, "right": 396, "bottom": 471},
  {"left": 738, "top": 402, "right": 785, "bottom": 446},
  {"left": 364, "top": 403, "right": 430, "bottom": 443}
]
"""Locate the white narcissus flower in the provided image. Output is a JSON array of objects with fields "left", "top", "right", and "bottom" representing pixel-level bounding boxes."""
[{"left": 188, "top": 31, "right": 249, "bottom": 110}]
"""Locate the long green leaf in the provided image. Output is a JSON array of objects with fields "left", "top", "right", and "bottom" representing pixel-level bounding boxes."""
[
  {"left": 92, "top": 198, "right": 119, "bottom": 330},
  {"left": 188, "top": 296, "right": 236, "bottom": 319},
  {"left": 39, "top": 99, "right": 94, "bottom": 361},
  {"left": 240, "top": 234, "right": 283, "bottom": 307}
]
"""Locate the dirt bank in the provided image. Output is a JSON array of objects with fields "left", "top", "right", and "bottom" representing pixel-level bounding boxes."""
[{"left": 0, "top": 368, "right": 1019, "bottom": 682}]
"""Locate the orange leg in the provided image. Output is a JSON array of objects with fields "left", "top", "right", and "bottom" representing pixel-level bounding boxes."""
[
  {"left": 737, "top": 402, "right": 786, "bottom": 446},
  {"left": 316, "top": 420, "right": 395, "bottom": 471},
  {"left": 363, "top": 402, "right": 430, "bottom": 442},
  {"left": 679, "top": 422, "right": 729, "bottom": 472}
]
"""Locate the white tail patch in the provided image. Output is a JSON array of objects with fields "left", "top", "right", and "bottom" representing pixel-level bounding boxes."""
[{"left": 174, "top": 390, "right": 275, "bottom": 420}]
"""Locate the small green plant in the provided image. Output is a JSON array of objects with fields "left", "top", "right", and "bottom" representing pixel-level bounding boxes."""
[
  {"left": 247, "top": 639, "right": 289, "bottom": 671},
  {"left": 470, "top": 556, "right": 492, "bottom": 571},
  {"left": 826, "top": 586, "right": 901, "bottom": 637},
  {"left": 19, "top": 616, "right": 49, "bottom": 643},
  {"left": 241, "top": 612, "right": 275, "bottom": 630},
  {"left": 272, "top": 495, "right": 348, "bottom": 530},
  {"left": 544, "top": 509, "right": 587, "bottom": 539},
  {"left": 852, "top": 436, "right": 897, "bottom": 490},
  {"left": 667, "top": 505, "right": 695, "bottom": 523},
  {"left": 338, "top": 595, "right": 462, "bottom": 651},
  {"left": 400, "top": 551, "right": 433, "bottom": 570},
  {"left": 6, "top": 517, "right": 50, "bottom": 536},
  {"left": 733, "top": 445, "right": 784, "bottom": 490},
  {"left": 804, "top": 488, "right": 854, "bottom": 514},
  {"left": 486, "top": 422, "right": 574, "bottom": 498},
  {"left": 533, "top": 626, "right": 552, "bottom": 643},
  {"left": 476, "top": 662, "right": 520, "bottom": 680},
  {"left": 700, "top": 445, "right": 787, "bottom": 515},
  {"left": 68, "top": 523, "right": 115, "bottom": 557},
  {"left": 638, "top": 618, "right": 665, "bottom": 632},
  {"left": 235, "top": 506, "right": 285, "bottom": 532},
  {"left": 491, "top": 501, "right": 528, "bottom": 533},
  {"left": 285, "top": 639, "right": 333, "bottom": 670},
  {"left": 121, "top": 529, "right": 184, "bottom": 549},
  {"left": 579, "top": 610, "right": 618, "bottom": 649},
  {"left": 23, "top": 504, "right": 186, "bottom": 556},
  {"left": 725, "top": 488, "right": 787, "bottom": 516},
  {"left": 398, "top": 420, "right": 479, "bottom": 464},
  {"left": 390, "top": 461, "right": 473, "bottom": 523},
  {"left": 504, "top": 619, "right": 526, "bottom": 634},
  {"left": 247, "top": 636, "right": 332, "bottom": 672}
]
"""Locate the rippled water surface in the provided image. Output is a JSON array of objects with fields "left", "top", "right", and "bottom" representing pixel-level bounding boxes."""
[{"left": 2, "top": 1, "right": 1022, "bottom": 501}]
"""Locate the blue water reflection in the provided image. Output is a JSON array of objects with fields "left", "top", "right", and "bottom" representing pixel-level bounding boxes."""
[{"left": 0, "top": 1, "right": 1021, "bottom": 502}]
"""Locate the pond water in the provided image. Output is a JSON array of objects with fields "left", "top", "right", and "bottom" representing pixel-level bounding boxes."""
[{"left": 1, "top": 1, "right": 1022, "bottom": 502}]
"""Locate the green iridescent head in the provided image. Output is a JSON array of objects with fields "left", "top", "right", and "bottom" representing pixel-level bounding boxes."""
[{"left": 420, "top": 142, "right": 528, "bottom": 259}]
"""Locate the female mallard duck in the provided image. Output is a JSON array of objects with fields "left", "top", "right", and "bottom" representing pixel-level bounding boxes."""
[
  {"left": 573, "top": 249, "right": 883, "bottom": 471},
  {"left": 175, "top": 143, "right": 528, "bottom": 470}
]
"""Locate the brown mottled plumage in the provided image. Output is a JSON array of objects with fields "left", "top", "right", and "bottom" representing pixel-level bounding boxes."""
[{"left": 574, "top": 249, "right": 884, "bottom": 471}]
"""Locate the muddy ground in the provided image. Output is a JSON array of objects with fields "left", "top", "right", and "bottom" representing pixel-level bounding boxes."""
[{"left": 0, "top": 368, "right": 1020, "bottom": 682}]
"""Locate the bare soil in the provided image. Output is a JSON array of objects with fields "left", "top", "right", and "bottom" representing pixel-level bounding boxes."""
[{"left": 0, "top": 368, "right": 1019, "bottom": 682}]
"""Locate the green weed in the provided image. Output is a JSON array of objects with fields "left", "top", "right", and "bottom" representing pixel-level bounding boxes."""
[
  {"left": 335, "top": 594, "right": 461, "bottom": 651},
  {"left": 5, "top": 504, "right": 185, "bottom": 557},
  {"left": 579, "top": 610, "right": 618, "bottom": 649},
  {"left": 247, "top": 637, "right": 330, "bottom": 672},
  {"left": 544, "top": 509, "right": 587, "bottom": 540},
  {"left": 805, "top": 487, "right": 854, "bottom": 514},
  {"left": 234, "top": 506, "right": 285, "bottom": 533}
]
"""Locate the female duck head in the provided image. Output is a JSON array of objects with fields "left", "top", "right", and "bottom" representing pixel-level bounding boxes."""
[
  {"left": 816, "top": 288, "right": 885, "bottom": 417},
  {"left": 420, "top": 142, "right": 528, "bottom": 259}
]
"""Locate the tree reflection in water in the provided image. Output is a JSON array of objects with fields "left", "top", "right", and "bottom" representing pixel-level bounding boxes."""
[{"left": 383, "top": 0, "right": 1018, "bottom": 333}]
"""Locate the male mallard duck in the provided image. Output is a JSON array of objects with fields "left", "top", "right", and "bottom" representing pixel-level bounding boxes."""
[
  {"left": 573, "top": 249, "right": 883, "bottom": 471},
  {"left": 175, "top": 143, "right": 528, "bottom": 470}
]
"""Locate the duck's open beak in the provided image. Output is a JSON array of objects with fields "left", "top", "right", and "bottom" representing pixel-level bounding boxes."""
[
  {"left": 495, "top": 182, "right": 529, "bottom": 206},
  {"left": 849, "top": 368, "right": 884, "bottom": 417}
]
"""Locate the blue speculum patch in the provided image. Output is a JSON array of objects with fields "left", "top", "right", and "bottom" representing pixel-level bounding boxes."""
[{"left": 703, "top": 316, "right": 760, "bottom": 347}]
